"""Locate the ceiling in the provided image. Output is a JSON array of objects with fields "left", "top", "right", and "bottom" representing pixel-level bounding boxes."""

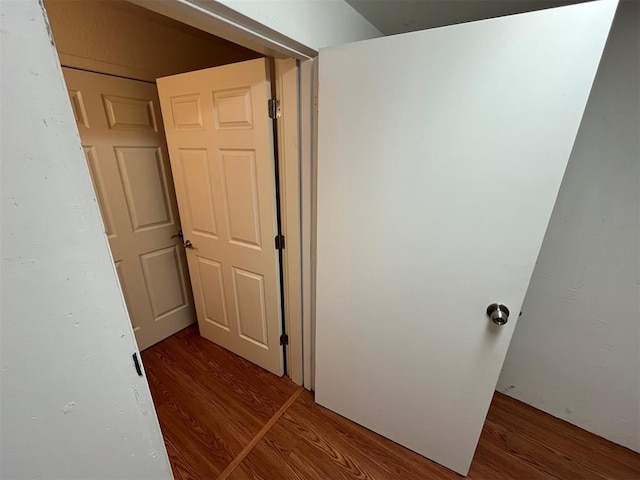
[{"left": 346, "top": 0, "right": 588, "bottom": 35}]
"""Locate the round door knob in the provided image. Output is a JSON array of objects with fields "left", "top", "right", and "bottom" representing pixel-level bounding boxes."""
[{"left": 487, "top": 303, "right": 509, "bottom": 325}]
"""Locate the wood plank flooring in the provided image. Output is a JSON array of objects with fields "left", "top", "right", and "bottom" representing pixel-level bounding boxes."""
[
  {"left": 142, "top": 326, "right": 640, "bottom": 480},
  {"left": 141, "top": 325, "right": 298, "bottom": 479}
]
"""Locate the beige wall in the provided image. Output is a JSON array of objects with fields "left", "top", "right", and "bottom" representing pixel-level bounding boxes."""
[{"left": 44, "top": 0, "right": 260, "bottom": 81}]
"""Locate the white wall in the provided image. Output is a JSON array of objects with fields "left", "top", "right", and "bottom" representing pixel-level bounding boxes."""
[
  {"left": 217, "top": 0, "right": 382, "bottom": 50},
  {"left": 0, "top": 1, "right": 172, "bottom": 478},
  {"left": 129, "top": 0, "right": 382, "bottom": 59},
  {"left": 497, "top": 0, "right": 640, "bottom": 453},
  {"left": 45, "top": 0, "right": 260, "bottom": 81}
]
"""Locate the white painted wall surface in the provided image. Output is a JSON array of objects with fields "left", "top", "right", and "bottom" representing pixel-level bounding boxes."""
[
  {"left": 216, "top": 0, "right": 382, "bottom": 50},
  {"left": 45, "top": 0, "right": 259, "bottom": 81},
  {"left": 497, "top": 0, "right": 640, "bottom": 453},
  {"left": 0, "top": 1, "right": 173, "bottom": 478}
]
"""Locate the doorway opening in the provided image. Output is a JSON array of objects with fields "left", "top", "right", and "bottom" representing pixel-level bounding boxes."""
[{"left": 46, "top": 0, "right": 302, "bottom": 391}]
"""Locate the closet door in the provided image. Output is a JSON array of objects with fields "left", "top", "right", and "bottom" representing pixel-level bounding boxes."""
[
  {"left": 315, "top": 1, "right": 617, "bottom": 475},
  {"left": 64, "top": 67, "right": 195, "bottom": 350},
  {"left": 157, "top": 59, "right": 284, "bottom": 376}
]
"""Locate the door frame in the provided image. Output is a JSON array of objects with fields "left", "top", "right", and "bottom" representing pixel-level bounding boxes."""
[
  {"left": 273, "top": 55, "right": 315, "bottom": 389},
  {"left": 126, "top": 0, "right": 318, "bottom": 388},
  {"left": 273, "top": 58, "right": 304, "bottom": 384},
  {"left": 59, "top": 0, "right": 316, "bottom": 386}
]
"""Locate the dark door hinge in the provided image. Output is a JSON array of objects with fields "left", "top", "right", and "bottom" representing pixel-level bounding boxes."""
[
  {"left": 268, "top": 99, "right": 281, "bottom": 119},
  {"left": 275, "top": 234, "right": 285, "bottom": 250},
  {"left": 280, "top": 333, "right": 289, "bottom": 346},
  {"left": 132, "top": 353, "right": 143, "bottom": 376}
]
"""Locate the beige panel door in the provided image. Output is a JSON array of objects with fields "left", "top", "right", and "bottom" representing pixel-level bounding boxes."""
[
  {"left": 63, "top": 67, "right": 196, "bottom": 350},
  {"left": 157, "top": 59, "right": 283, "bottom": 375}
]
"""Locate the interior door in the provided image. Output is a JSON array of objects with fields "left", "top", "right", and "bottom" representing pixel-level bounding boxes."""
[
  {"left": 315, "top": 1, "right": 617, "bottom": 475},
  {"left": 157, "top": 58, "right": 284, "bottom": 376},
  {"left": 63, "top": 68, "right": 196, "bottom": 351}
]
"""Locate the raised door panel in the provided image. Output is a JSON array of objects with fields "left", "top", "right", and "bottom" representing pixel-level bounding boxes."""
[
  {"left": 140, "top": 246, "right": 189, "bottom": 322},
  {"left": 194, "top": 256, "right": 230, "bottom": 331},
  {"left": 232, "top": 267, "right": 268, "bottom": 348},
  {"left": 102, "top": 94, "right": 158, "bottom": 131},
  {"left": 220, "top": 149, "right": 262, "bottom": 249},
  {"left": 176, "top": 149, "right": 219, "bottom": 239},
  {"left": 115, "top": 147, "right": 174, "bottom": 232},
  {"left": 69, "top": 90, "right": 90, "bottom": 129},
  {"left": 213, "top": 88, "right": 253, "bottom": 130},
  {"left": 83, "top": 146, "right": 116, "bottom": 239},
  {"left": 115, "top": 260, "right": 139, "bottom": 331},
  {"left": 169, "top": 94, "right": 204, "bottom": 131}
]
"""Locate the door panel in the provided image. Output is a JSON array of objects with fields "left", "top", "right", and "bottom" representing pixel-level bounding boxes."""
[
  {"left": 63, "top": 68, "right": 196, "bottom": 350},
  {"left": 179, "top": 150, "right": 219, "bottom": 237},
  {"left": 213, "top": 88, "right": 254, "bottom": 129},
  {"left": 315, "top": 1, "right": 617, "bottom": 475},
  {"left": 233, "top": 268, "right": 268, "bottom": 346},
  {"left": 157, "top": 58, "right": 283, "bottom": 375},
  {"left": 196, "top": 257, "right": 229, "bottom": 329},
  {"left": 114, "top": 260, "right": 137, "bottom": 330},
  {"left": 221, "top": 149, "right": 262, "bottom": 247},
  {"left": 102, "top": 94, "right": 158, "bottom": 131},
  {"left": 69, "top": 89, "right": 91, "bottom": 128},
  {"left": 115, "top": 147, "right": 174, "bottom": 231},
  {"left": 83, "top": 145, "right": 117, "bottom": 237},
  {"left": 139, "top": 245, "right": 190, "bottom": 320}
]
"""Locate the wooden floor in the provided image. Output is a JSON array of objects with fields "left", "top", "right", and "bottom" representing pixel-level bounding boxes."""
[{"left": 142, "top": 326, "right": 640, "bottom": 480}]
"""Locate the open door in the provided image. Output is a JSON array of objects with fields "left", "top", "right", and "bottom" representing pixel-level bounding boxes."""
[
  {"left": 63, "top": 67, "right": 196, "bottom": 351},
  {"left": 157, "top": 59, "right": 284, "bottom": 376},
  {"left": 315, "top": 1, "right": 617, "bottom": 475}
]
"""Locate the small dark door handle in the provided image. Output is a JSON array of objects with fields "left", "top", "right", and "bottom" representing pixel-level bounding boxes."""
[
  {"left": 171, "top": 230, "right": 184, "bottom": 239},
  {"left": 184, "top": 240, "right": 195, "bottom": 249}
]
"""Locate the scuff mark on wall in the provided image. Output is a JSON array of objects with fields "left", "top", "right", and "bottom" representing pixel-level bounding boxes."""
[
  {"left": 133, "top": 387, "right": 147, "bottom": 417},
  {"left": 37, "top": 0, "right": 56, "bottom": 48},
  {"left": 62, "top": 401, "right": 76, "bottom": 414}
]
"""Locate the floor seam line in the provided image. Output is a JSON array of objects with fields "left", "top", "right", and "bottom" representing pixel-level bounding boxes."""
[{"left": 216, "top": 386, "right": 304, "bottom": 480}]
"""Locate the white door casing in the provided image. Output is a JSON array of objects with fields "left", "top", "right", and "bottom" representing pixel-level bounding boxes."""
[
  {"left": 315, "top": 1, "right": 617, "bottom": 476},
  {"left": 63, "top": 68, "right": 196, "bottom": 351},
  {"left": 157, "top": 58, "right": 284, "bottom": 376}
]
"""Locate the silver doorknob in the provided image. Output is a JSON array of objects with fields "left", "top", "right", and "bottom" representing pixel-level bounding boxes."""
[
  {"left": 184, "top": 240, "right": 195, "bottom": 249},
  {"left": 487, "top": 303, "right": 509, "bottom": 325}
]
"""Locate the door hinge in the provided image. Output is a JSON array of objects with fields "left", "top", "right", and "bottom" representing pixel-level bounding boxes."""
[
  {"left": 268, "top": 99, "right": 281, "bottom": 119},
  {"left": 275, "top": 234, "right": 285, "bottom": 250},
  {"left": 132, "top": 353, "right": 143, "bottom": 377},
  {"left": 280, "top": 333, "right": 289, "bottom": 346}
]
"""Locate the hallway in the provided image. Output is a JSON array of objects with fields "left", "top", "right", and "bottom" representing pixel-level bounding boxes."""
[{"left": 142, "top": 326, "right": 640, "bottom": 479}]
